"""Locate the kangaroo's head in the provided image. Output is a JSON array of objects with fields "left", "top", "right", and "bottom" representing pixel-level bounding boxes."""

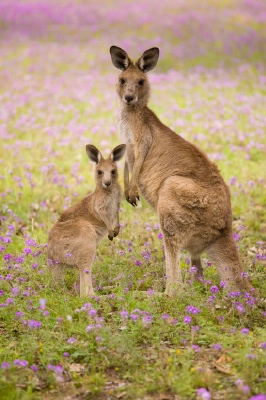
[
  {"left": 110, "top": 46, "right": 159, "bottom": 108},
  {"left": 86, "top": 144, "right": 126, "bottom": 189}
]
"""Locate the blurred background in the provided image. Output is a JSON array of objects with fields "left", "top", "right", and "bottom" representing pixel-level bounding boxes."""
[{"left": 0, "top": 0, "right": 266, "bottom": 69}]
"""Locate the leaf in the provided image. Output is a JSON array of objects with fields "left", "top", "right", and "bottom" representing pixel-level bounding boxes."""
[
  {"left": 116, "top": 391, "right": 127, "bottom": 399},
  {"left": 216, "top": 355, "right": 232, "bottom": 363},
  {"left": 214, "top": 354, "right": 233, "bottom": 374},
  {"left": 69, "top": 363, "right": 84, "bottom": 373},
  {"left": 214, "top": 363, "right": 232, "bottom": 374}
]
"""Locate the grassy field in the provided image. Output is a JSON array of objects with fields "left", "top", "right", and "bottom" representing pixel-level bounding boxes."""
[{"left": 0, "top": 1, "right": 266, "bottom": 399}]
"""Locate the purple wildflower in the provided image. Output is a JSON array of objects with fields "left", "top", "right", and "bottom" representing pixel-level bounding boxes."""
[
  {"left": 120, "top": 310, "right": 128, "bottom": 320},
  {"left": 192, "top": 344, "right": 201, "bottom": 352},
  {"left": 183, "top": 315, "right": 192, "bottom": 324},
  {"left": 212, "top": 343, "right": 223, "bottom": 351},
  {"left": 88, "top": 308, "right": 97, "bottom": 317},
  {"left": 28, "top": 320, "right": 41, "bottom": 329},
  {"left": 241, "top": 328, "right": 250, "bottom": 335},
  {"left": 234, "top": 301, "right": 246, "bottom": 313},
  {"left": 210, "top": 285, "right": 219, "bottom": 293},
  {"left": 1, "top": 362, "right": 11, "bottom": 369},
  {"left": 67, "top": 337, "right": 77, "bottom": 344},
  {"left": 246, "top": 354, "right": 257, "bottom": 359},
  {"left": 14, "top": 359, "right": 28, "bottom": 368},
  {"left": 15, "top": 311, "right": 24, "bottom": 318},
  {"left": 142, "top": 315, "right": 152, "bottom": 326},
  {"left": 186, "top": 305, "right": 201, "bottom": 314},
  {"left": 197, "top": 388, "right": 211, "bottom": 400},
  {"left": 130, "top": 313, "right": 138, "bottom": 321},
  {"left": 23, "top": 248, "right": 32, "bottom": 255}
]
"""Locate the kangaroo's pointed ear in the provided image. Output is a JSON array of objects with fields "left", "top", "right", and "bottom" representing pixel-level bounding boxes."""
[
  {"left": 86, "top": 145, "right": 102, "bottom": 164},
  {"left": 111, "top": 144, "right": 126, "bottom": 162},
  {"left": 137, "top": 47, "right": 159, "bottom": 72},
  {"left": 110, "top": 46, "right": 131, "bottom": 71}
]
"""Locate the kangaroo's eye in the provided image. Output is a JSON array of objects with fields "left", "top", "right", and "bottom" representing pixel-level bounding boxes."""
[
  {"left": 111, "top": 169, "right": 116, "bottom": 175},
  {"left": 97, "top": 170, "right": 103, "bottom": 175},
  {"left": 138, "top": 79, "right": 145, "bottom": 86},
  {"left": 119, "top": 78, "right": 125, "bottom": 85}
]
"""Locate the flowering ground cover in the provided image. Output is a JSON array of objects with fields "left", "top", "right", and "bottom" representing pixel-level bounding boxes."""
[{"left": 0, "top": 1, "right": 266, "bottom": 399}]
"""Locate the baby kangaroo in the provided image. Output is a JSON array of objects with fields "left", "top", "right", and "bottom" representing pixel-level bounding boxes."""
[
  {"left": 47, "top": 144, "right": 126, "bottom": 297},
  {"left": 110, "top": 45, "right": 253, "bottom": 296}
]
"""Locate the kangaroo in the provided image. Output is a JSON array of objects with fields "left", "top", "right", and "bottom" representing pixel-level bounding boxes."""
[
  {"left": 110, "top": 46, "right": 253, "bottom": 296},
  {"left": 47, "top": 143, "right": 126, "bottom": 297}
]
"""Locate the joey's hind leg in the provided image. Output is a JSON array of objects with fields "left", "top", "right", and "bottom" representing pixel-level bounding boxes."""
[
  {"left": 48, "top": 261, "right": 65, "bottom": 286},
  {"left": 78, "top": 243, "right": 96, "bottom": 297},
  {"left": 78, "top": 262, "right": 95, "bottom": 297},
  {"left": 191, "top": 257, "right": 204, "bottom": 281},
  {"left": 206, "top": 233, "right": 253, "bottom": 292}
]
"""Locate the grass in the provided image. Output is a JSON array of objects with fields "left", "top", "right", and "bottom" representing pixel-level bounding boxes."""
[{"left": 0, "top": 1, "right": 266, "bottom": 399}]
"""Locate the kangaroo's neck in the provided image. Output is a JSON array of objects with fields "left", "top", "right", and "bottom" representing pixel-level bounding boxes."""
[{"left": 120, "top": 101, "right": 149, "bottom": 115}]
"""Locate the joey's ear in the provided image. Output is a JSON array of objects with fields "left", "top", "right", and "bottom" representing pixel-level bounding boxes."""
[
  {"left": 111, "top": 144, "right": 126, "bottom": 162},
  {"left": 86, "top": 144, "right": 102, "bottom": 164},
  {"left": 136, "top": 47, "right": 159, "bottom": 72},
  {"left": 110, "top": 46, "right": 131, "bottom": 71}
]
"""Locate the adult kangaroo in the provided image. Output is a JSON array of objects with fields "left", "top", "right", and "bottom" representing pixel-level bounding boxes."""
[{"left": 110, "top": 45, "right": 253, "bottom": 296}]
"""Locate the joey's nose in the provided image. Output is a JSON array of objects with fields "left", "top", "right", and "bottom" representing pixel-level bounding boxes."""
[
  {"left": 104, "top": 181, "right": 111, "bottom": 187},
  {"left": 125, "top": 95, "right": 134, "bottom": 103}
]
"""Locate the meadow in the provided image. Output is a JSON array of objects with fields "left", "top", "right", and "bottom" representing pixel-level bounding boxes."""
[{"left": 0, "top": 0, "right": 266, "bottom": 399}]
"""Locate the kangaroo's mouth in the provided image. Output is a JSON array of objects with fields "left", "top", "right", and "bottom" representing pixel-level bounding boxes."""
[{"left": 102, "top": 183, "right": 112, "bottom": 189}]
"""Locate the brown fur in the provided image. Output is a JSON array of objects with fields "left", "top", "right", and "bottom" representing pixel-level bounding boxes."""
[
  {"left": 110, "top": 46, "right": 252, "bottom": 296},
  {"left": 47, "top": 144, "right": 126, "bottom": 297}
]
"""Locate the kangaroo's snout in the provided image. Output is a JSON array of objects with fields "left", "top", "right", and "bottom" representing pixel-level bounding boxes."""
[
  {"left": 125, "top": 95, "right": 134, "bottom": 103},
  {"left": 103, "top": 180, "right": 112, "bottom": 188}
]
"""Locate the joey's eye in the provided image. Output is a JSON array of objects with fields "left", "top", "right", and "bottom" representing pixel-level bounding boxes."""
[
  {"left": 97, "top": 170, "right": 103, "bottom": 175},
  {"left": 119, "top": 78, "right": 125, "bottom": 85},
  {"left": 138, "top": 79, "right": 144, "bottom": 86},
  {"left": 111, "top": 169, "right": 116, "bottom": 175}
]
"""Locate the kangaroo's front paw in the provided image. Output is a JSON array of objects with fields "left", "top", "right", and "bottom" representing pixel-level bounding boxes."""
[
  {"left": 126, "top": 187, "right": 140, "bottom": 207},
  {"left": 113, "top": 225, "right": 120, "bottom": 237}
]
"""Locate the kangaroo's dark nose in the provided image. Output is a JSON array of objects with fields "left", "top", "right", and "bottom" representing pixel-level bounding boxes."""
[
  {"left": 104, "top": 181, "right": 111, "bottom": 187},
  {"left": 125, "top": 95, "right": 134, "bottom": 103}
]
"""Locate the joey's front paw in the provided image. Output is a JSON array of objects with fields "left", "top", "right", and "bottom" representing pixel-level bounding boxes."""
[
  {"left": 108, "top": 232, "right": 114, "bottom": 241},
  {"left": 113, "top": 226, "right": 120, "bottom": 237},
  {"left": 126, "top": 187, "right": 140, "bottom": 207}
]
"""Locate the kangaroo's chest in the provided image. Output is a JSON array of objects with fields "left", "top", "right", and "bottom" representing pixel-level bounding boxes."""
[
  {"left": 119, "top": 120, "right": 134, "bottom": 145},
  {"left": 119, "top": 119, "right": 136, "bottom": 172},
  {"left": 95, "top": 191, "right": 120, "bottom": 220}
]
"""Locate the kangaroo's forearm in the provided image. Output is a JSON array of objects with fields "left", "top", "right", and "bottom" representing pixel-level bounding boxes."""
[
  {"left": 115, "top": 210, "right": 120, "bottom": 227},
  {"left": 124, "top": 161, "right": 130, "bottom": 191},
  {"left": 130, "top": 157, "right": 144, "bottom": 189}
]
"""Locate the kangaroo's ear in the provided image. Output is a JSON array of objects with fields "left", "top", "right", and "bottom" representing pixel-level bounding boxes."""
[
  {"left": 110, "top": 46, "right": 131, "bottom": 71},
  {"left": 86, "top": 145, "right": 102, "bottom": 164},
  {"left": 137, "top": 47, "right": 159, "bottom": 72},
  {"left": 111, "top": 144, "right": 126, "bottom": 162}
]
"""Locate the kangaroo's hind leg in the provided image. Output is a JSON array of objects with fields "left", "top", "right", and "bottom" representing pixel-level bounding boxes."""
[
  {"left": 191, "top": 256, "right": 204, "bottom": 281},
  {"left": 163, "top": 234, "right": 183, "bottom": 296},
  {"left": 206, "top": 232, "right": 253, "bottom": 292}
]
